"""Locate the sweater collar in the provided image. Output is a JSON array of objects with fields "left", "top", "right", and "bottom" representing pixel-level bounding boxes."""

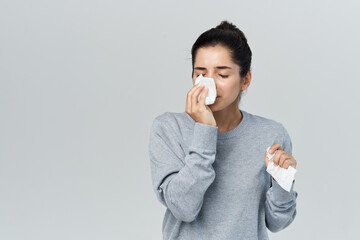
[{"left": 183, "top": 108, "right": 250, "bottom": 140}]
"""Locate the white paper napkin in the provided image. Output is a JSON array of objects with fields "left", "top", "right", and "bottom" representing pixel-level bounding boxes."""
[
  {"left": 194, "top": 74, "right": 217, "bottom": 105},
  {"left": 266, "top": 146, "right": 297, "bottom": 192}
]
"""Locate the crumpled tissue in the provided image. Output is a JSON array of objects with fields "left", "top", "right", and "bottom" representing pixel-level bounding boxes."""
[
  {"left": 194, "top": 74, "right": 217, "bottom": 105},
  {"left": 266, "top": 146, "right": 297, "bottom": 192}
]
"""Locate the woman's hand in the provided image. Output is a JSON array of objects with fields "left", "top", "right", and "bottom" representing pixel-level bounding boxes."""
[
  {"left": 264, "top": 143, "right": 297, "bottom": 169},
  {"left": 185, "top": 83, "right": 217, "bottom": 127}
]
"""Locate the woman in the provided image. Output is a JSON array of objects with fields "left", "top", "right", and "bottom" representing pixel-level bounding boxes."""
[{"left": 148, "top": 20, "right": 298, "bottom": 240}]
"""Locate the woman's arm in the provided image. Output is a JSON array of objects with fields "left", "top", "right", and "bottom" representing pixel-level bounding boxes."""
[
  {"left": 148, "top": 114, "right": 218, "bottom": 223},
  {"left": 265, "top": 123, "right": 298, "bottom": 232},
  {"left": 265, "top": 177, "right": 298, "bottom": 232}
]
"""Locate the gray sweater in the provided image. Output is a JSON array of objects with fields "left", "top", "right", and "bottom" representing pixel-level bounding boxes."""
[{"left": 148, "top": 109, "right": 298, "bottom": 240}]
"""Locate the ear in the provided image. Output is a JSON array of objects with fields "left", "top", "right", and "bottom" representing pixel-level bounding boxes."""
[{"left": 241, "top": 71, "right": 251, "bottom": 90}]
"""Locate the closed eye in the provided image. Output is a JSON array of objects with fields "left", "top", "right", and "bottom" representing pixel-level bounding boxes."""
[
  {"left": 196, "top": 74, "right": 229, "bottom": 78},
  {"left": 196, "top": 74, "right": 228, "bottom": 78}
]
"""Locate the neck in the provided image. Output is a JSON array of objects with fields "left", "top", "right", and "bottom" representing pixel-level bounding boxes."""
[{"left": 212, "top": 101, "right": 243, "bottom": 133}]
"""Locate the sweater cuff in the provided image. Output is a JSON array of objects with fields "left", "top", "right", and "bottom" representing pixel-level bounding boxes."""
[
  {"left": 271, "top": 177, "right": 295, "bottom": 202},
  {"left": 191, "top": 122, "right": 218, "bottom": 151}
]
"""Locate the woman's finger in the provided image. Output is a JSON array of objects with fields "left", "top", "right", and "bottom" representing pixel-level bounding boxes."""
[
  {"left": 278, "top": 152, "right": 291, "bottom": 167},
  {"left": 282, "top": 159, "right": 291, "bottom": 169},
  {"left": 284, "top": 158, "right": 297, "bottom": 169},
  {"left": 272, "top": 150, "right": 285, "bottom": 166},
  {"left": 268, "top": 143, "right": 282, "bottom": 154},
  {"left": 191, "top": 84, "right": 205, "bottom": 110},
  {"left": 186, "top": 83, "right": 200, "bottom": 113}
]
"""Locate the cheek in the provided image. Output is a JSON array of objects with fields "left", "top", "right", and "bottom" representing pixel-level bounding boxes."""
[{"left": 219, "top": 81, "right": 238, "bottom": 96}]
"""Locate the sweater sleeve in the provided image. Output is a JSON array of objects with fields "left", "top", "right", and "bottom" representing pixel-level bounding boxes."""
[
  {"left": 148, "top": 115, "right": 218, "bottom": 223},
  {"left": 265, "top": 123, "right": 298, "bottom": 232}
]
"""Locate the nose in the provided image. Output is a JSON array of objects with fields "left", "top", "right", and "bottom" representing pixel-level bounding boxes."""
[{"left": 205, "top": 72, "right": 216, "bottom": 79}]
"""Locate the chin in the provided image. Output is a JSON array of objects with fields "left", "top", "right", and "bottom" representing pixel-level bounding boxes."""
[{"left": 208, "top": 101, "right": 218, "bottom": 109}]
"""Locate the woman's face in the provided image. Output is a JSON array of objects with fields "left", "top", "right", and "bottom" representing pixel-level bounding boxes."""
[{"left": 192, "top": 44, "right": 247, "bottom": 111}]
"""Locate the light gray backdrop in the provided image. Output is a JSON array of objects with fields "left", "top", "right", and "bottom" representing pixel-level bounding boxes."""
[{"left": 1, "top": 0, "right": 359, "bottom": 239}]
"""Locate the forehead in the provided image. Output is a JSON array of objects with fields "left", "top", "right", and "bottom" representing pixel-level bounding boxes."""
[{"left": 194, "top": 45, "right": 235, "bottom": 69}]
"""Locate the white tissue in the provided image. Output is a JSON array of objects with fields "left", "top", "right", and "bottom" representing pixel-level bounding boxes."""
[
  {"left": 194, "top": 74, "right": 217, "bottom": 105},
  {"left": 266, "top": 146, "right": 297, "bottom": 192}
]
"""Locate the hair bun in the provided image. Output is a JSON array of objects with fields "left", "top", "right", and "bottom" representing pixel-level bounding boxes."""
[
  {"left": 216, "top": 20, "right": 237, "bottom": 31},
  {"left": 215, "top": 20, "right": 247, "bottom": 43}
]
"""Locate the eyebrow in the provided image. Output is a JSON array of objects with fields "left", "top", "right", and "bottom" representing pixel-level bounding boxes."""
[{"left": 194, "top": 66, "right": 232, "bottom": 70}]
